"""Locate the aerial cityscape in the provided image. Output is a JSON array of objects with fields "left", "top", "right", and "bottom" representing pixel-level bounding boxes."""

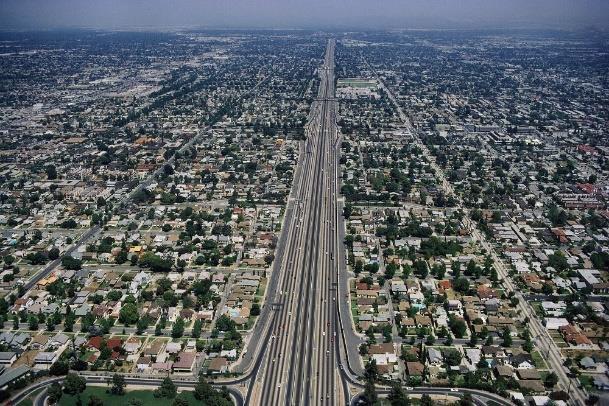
[{"left": 0, "top": 1, "right": 608, "bottom": 406}]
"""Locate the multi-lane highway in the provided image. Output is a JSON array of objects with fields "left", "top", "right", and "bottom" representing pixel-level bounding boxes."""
[
  {"left": 244, "top": 38, "right": 346, "bottom": 406},
  {"left": 12, "top": 39, "right": 519, "bottom": 406}
]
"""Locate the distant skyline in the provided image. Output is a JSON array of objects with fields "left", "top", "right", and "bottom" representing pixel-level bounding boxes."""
[{"left": 1, "top": 0, "right": 609, "bottom": 31}]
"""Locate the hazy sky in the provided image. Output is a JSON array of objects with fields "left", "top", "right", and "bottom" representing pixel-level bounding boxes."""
[{"left": 1, "top": 0, "right": 608, "bottom": 30}]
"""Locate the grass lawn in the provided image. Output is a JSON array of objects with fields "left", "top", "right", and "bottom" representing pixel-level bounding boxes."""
[
  {"left": 531, "top": 350, "right": 548, "bottom": 369},
  {"left": 530, "top": 302, "right": 544, "bottom": 316},
  {"left": 58, "top": 386, "right": 199, "bottom": 406},
  {"left": 256, "top": 279, "right": 267, "bottom": 298},
  {"left": 579, "top": 375, "right": 594, "bottom": 390},
  {"left": 350, "top": 300, "right": 359, "bottom": 317}
]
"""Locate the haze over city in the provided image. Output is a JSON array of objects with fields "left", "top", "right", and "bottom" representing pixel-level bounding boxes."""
[{"left": 1, "top": 0, "right": 609, "bottom": 30}]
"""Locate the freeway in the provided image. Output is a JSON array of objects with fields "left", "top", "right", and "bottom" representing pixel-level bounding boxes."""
[
  {"left": 7, "top": 38, "right": 522, "bottom": 406},
  {"left": 244, "top": 38, "right": 346, "bottom": 406},
  {"left": 221, "top": 39, "right": 517, "bottom": 406},
  {"left": 12, "top": 38, "right": 351, "bottom": 406}
]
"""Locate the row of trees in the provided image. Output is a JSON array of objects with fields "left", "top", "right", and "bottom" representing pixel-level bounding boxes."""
[{"left": 47, "top": 373, "right": 230, "bottom": 406}]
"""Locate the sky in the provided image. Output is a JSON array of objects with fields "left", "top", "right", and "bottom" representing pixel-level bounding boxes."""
[{"left": 1, "top": 0, "right": 608, "bottom": 31}]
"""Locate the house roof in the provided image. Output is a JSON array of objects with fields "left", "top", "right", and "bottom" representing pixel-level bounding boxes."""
[
  {"left": 0, "top": 366, "right": 30, "bottom": 387},
  {"left": 517, "top": 368, "right": 541, "bottom": 380},
  {"left": 173, "top": 352, "right": 196, "bottom": 369},
  {"left": 518, "top": 380, "right": 545, "bottom": 393},
  {"left": 368, "top": 343, "right": 395, "bottom": 355},
  {"left": 406, "top": 361, "right": 424, "bottom": 376},
  {"left": 0, "top": 352, "right": 16, "bottom": 361},
  {"left": 87, "top": 336, "right": 103, "bottom": 349},
  {"left": 106, "top": 338, "right": 122, "bottom": 349},
  {"left": 30, "top": 335, "right": 49, "bottom": 345},
  {"left": 208, "top": 357, "right": 228, "bottom": 371}
]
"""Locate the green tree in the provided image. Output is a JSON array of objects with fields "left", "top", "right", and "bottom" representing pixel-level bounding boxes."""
[
  {"left": 192, "top": 319, "right": 202, "bottom": 338},
  {"left": 172, "top": 317, "right": 185, "bottom": 338},
  {"left": 216, "top": 314, "right": 235, "bottom": 332},
  {"left": 154, "top": 377, "right": 177, "bottom": 399},
  {"left": 106, "top": 290, "right": 122, "bottom": 301},
  {"left": 63, "top": 372, "right": 86, "bottom": 395},
  {"left": 454, "top": 276, "right": 470, "bottom": 293},
  {"left": 502, "top": 327, "right": 513, "bottom": 347},
  {"left": 0, "top": 298, "right": 8, "bottom": 315},
  {"left": 362, "top": 380, "right": 378, "bottom": 405},
  {"left": 172, "top": 398, "right": 189, "bottom": 406},
  {"left": 468, "top": 331, "right": 478, "bottom": 347},
  {"left": 139, "top": 252, "right": 173, "bottom": 272},
  {"left": 541, "top": 283, "right": 554, "bottom": 295},
  {"left": 61, "top": 255, "right": 82, "bottom": 270},
  {"left": 115, "top": 250, "right": 128, "bottom": 264},
  {"left": 48, "top": 247, "right": 60, "bottom": 260},
  {"left": 544, "top": 372, "right": 558, "bottom": 388},
  {"left": 193, "top": 376, "right": 231, "bottom": 405},
  {"left": 46, "top": 164, "right": 58, "bottom": 180},
  {"left": 448, "top": 315, "right": 468, "bottom": 338},
  {"left": 459, "top": 393, "right": 474, "bottom": 406},
  {"left": 60, "top": 219, "right": 78, "bottom": 229},
  {"left": 343, "top": 204, "right": 353, "bottom": 219},
  {"left": 364, "top": 359, "right": 379, "bottom": 382},
  {"left": 136, "top": 317, "right": 149, "bottom": 335},
  {"left": 49, "top": 360, "right": 69, "bottom": 376},
  {"left": 387, "top": 383, "right": 410, "bottom": 406},
  {"left": 444, "top": 349, "right": 462, "bottom": 366},
  {"left": 251, "top": 303, "right": 261, "bottom": 316},
  {"left": 47, "top": 383, "right": 63, "bottom": 404},
  {"left": 110, "top": 373, "right": 126, "bottom": 395},
  {"left": 119, "top": 303, "right": 139, "bottom": 325},
  {"left": 420, "top": 394, "right": 433, "bottom": 406},
  {"left": 3, "top": 255, "right": 15, "bottom": 267},
  {"left": 28, "top": 315, "right": 39, "bottom": 331},
  {"left": 46, "top": 316, "right": 56, "bottom": 331},
  {"left": 548, "top": 251, "right": 569, "bottom": 272},
  {"left": 26, "top": 251, "right": 48, "bottom": 265}
]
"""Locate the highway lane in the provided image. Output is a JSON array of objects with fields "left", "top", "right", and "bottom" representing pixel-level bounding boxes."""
[
  {"left": 238, "top": 47, "right": 322, "bottom": 402},
  {"left": 244, "top": 38, "right": 346, "bottom": 406},
  {"left": 8, "top": 39, "right": 522, "bottom": 406},
  {"left": 11, "top": 372, "right": 515, "bottom": 406},
  {"left": 305, "top": 40, "right": 341, "bottom": 405},
  {"left": 297, "top": 38, "right": 345, "bottom": 406}
]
